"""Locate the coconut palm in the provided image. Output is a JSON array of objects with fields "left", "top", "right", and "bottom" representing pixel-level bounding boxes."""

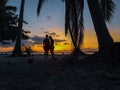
[
  {"left": 12, "top": 0, "right": 25, "bottom": 56},
  {"left": 87, "top": 0, "right": 115, "bottom": 54}
]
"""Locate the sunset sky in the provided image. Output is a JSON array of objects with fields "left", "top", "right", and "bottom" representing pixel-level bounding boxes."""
[{"left": 0, "top": 0, "right": 120, "bottom": 53}]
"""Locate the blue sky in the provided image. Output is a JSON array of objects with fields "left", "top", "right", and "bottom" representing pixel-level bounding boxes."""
[
  {"left": 8, "top": 0, "right": 65, "bottom": 35},
  {"left": 8, "top": 0, "right": 120, "bottom": 33},
  {"left": 6, "top": 0, "right": 120, "bottom": 51}
]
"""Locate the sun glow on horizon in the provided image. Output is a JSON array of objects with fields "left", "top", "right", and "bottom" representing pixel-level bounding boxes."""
[
  {"left": 0, "top": 47, "right": 14, "bottom": 52},
  {"left": 0, "top": 28, "right": 119, "bottom": 53}
]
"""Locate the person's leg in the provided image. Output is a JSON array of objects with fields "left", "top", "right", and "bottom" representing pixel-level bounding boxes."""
[
  {"left": 50, "top": 48, "right": 54, "bottom": 59},
  {"left": 44, "top": 51, "right": 46, "bottom": 58},
  {"left": 46, "top": 51, "right": 48, "bottom": 59},
  {"left": 45, "top": 50, "right": 48, "bottom": 59}
]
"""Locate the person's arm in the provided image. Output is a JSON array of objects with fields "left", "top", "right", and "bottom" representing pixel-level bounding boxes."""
[{"left": 43, "top": 39, "right": 45, "bottom": 47}]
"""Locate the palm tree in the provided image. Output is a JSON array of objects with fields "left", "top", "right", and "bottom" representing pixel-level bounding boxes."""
[
  {"left": 0, "top": 0, "right": 17, "bottom": 42},
  {"left": 64, "top": 0, "right": 85, "bottom": 55},
  {"left": 0, "top": 0, "right": 17, "bottom": 23},
  {"left": 60, "top": 0, "right": 85, "bottom": 55},
  {"left": 12, "top": 0, "right": 25, "bottom": 56},
  {"left": 87, "top": 0, "right": 115, "bottom": 54}
]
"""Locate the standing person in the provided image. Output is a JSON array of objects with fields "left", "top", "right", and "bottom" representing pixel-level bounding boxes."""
[
  {"left": 49, "top": 36, "right": 55, "bottom": 59},
  {"left": 43, "top": 35, "right": 50, "bottom": 59}
]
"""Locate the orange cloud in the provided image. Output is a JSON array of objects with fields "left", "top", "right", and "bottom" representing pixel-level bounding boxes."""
[{"left": 0, "top": 47, "right": 13, "bottom": 52}]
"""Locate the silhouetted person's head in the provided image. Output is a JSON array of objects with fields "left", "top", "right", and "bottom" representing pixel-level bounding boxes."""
[
  {"left": 49, "top": 36, "right": 52, "bottom": 39},
  {"left": 46, "top": 35, "right": 48, "bottom": 38}
]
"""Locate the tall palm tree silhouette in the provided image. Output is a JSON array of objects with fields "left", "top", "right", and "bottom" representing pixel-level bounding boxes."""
[
  {"left": 64, "top": 0, "right": 84, "bottom": 55},
  {"left": 87, "top": 0, "right": 115, "bottom": 54},
  {"left": 12, "top": 0, "right": 25, "bottom": 56}
]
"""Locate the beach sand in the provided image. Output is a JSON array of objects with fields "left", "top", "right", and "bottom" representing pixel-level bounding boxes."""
[{"left": 0, "top": 54, "right": 120, "bottom": 90}]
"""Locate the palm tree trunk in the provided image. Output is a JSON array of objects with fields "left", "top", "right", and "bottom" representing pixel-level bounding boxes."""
[
  {"left": 87, "top": 0, "right": 114, "bottom": 53},
  {"left": 69, "top": 26, "right": 84, "bottom": 55},
  {"left": 12, "top": 0, "right": 25, "bottom": 56}
]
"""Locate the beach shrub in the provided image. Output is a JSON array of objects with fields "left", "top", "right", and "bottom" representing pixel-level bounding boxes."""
[{"left": 22, "top": 45, "right": 33, "bottom": 55}]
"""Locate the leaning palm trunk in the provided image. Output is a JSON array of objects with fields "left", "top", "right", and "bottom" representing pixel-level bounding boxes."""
[
  {"left": 65, "top": 0, "right": 85, "bottom": 55},
  {"left": 12, "top": 0, "right": 25, "bottom": 56},
  {"left": 87, "top": 0, "right": 114, "bottom": 54}
]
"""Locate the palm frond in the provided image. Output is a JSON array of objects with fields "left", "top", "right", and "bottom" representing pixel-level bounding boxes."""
[
  {"left": 78, "top": 12, "right": 84, "bottom": 47},
  {"left": 37, "top": 0, "right": 45, "bottom": 16},
  {"left": 100, "top": 0, "right": 115, "bottom": 22},
  {"left": 0, "top": 0, "right": 8, "bottom": 7},
  {"left": 5, "top": 6, "right": 17, "bottom": 12},
  {"left": 77, "top": 0, "right": 84, "bottom": 46},
  {"left": 65, "top": 0, "right": 84, "bottom": 49},
  {"left": 65, "top": 0, "right": 70, "bottom": 36}
]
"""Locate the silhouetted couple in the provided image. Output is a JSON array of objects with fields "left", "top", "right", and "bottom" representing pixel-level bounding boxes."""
[{"left": 43, "top": 35, "right": 54, "bottom": 59}]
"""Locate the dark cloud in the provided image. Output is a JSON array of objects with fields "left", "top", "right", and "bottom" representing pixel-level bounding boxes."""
[
  {"left": 30, "top": 36, "right": 67, "bottom": 44},
  {"left": 46, "top": 16, "right": 51, "bottom": 20},
  {"left": 43, "top": 32, "right": 60, "bottom": 37},
  {"left": 44, "top": 31, "right": 49, "bottom": 34},
  {"left": 55, "top": 43, "right": 60, "bottom": 45},
  {"left": 49, "top": 32, "right": 56, "bottom": 36},
  {"left": 0, "top": 36, "right": 44, "bottom": 49},
  {"left": 30, "top": 36, "right": 44, "bottom": 44},
  {"left": 40, "top": 27, "right": 45, "bottom": 30},
  {"left": 21, "top": 39, "right": 33, "bottom": 46},
  {"left": 0, "top": 40, "right": 33, "bottom": 48},
  {"left": 0, "top": 36, "right": 67, "bottom": 49},
  {"left": 56, "top": 35, "right": 60, "bottom": 37},
  {"left": 49, "top": 32, "right": 61, "bottom": 37},
  {"left": 54, "top": 39, "right": 66, "bottom": 43},
  {"left": 0, "top": 40, "right": 14, "bottom": 48},
  {"left": 64, "top": 42, "right": 69, "bottom": 45}
]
